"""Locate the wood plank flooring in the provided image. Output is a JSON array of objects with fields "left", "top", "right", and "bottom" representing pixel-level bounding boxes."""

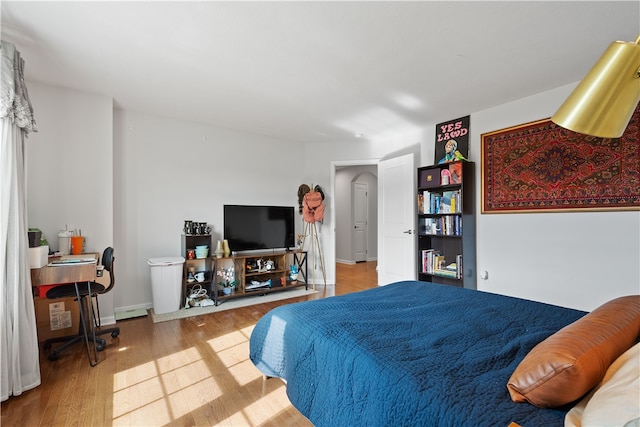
[{"left": 1, "top": 261, "right": 378, "bottom": 426}]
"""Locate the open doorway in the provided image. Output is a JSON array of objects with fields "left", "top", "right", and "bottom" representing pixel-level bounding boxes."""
[{"left": 334, "top": 165, "right": 378, "bottom": 265}]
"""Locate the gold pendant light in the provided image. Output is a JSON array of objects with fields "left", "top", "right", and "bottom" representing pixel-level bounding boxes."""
[{"left": 551, "top": 35, "right": 640, "bottom": 138}]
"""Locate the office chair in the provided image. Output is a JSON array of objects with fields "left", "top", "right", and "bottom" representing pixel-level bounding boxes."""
[{"left": 43, "top": 247, "right": 120, "bottom": 365}]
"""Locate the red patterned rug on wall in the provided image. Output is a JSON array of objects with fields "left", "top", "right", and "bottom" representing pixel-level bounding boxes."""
[{"left": 481, "top": 105, "right": 640, "bottom": 213}]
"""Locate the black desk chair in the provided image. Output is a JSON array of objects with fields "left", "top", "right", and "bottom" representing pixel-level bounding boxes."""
[{"left": 43, "top": 247, "right": 120, "bottom": 365}]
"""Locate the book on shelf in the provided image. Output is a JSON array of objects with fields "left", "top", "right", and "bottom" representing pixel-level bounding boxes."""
[
  {"left": 433, "top": 268, "right": 457, "bottom": 278},
  {"left": 419, "top": 218, "right": 434, "bottom": 235},
  {"left": 421, "top": 249, "right": 431, "bottom": 273},
  {"left": 422, "top": 190, "right": 438, "bottom": 214},
  {"left": 421, "top": 217, "right": 434, "bottom": 235},
  {"left": 420, "top": 215, "right": 462, "bottom": 236},
  {"left": 455, "top": 254, "right": 463, "bottom": 279},
  {"left": 422, "top": 190, "right": 461, "bottom": 214},
  {"left": 442, "top": 190, "right": 461, "bottom": 213},
  {"left": 421, "top": 251, "right": 463, "bottom": 279},
  {"left": 421, "top": 249, "right": 452, "bottom": 274},
  {"left": 421, "top": 249, "right": 437, "bottom": 274},
  {"left": 440, "top": 191, "right": 452, "bottom": 213}
]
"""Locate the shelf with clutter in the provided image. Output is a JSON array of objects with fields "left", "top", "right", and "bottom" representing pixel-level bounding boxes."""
[
  {"left": 210, "top": 250, "right": 308, "bottom": 306},
  {"left": 181, "top": 220, "right": 213, "bottom": 308},
  {"left": 179, "top": 217, "right": 309, "bottom": 308}
]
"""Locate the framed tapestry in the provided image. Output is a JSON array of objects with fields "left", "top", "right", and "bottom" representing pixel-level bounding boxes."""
[{"left": 481, "top": 105, "right": 640, "bottom": 213}]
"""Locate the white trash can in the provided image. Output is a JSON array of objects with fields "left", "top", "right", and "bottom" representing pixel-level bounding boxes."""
[{"left": 148, "top": 256, "right": 185, "bottom": 314}]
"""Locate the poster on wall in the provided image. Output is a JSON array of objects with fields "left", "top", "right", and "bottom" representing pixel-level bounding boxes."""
[{"left": 434, "top": 115, "right": 470, "bottom": 165}]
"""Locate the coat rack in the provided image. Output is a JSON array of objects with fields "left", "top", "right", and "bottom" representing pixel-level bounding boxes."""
[
  {"left": 300, "top": 221, "right": 326, "bottom": 289},
  {"left": 298, "top": 184, "right": 327, "bottom": 289}
]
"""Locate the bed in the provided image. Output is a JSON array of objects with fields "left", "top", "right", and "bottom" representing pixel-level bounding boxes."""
[{"left": 249, "top": 281, "right": 640, "bottom": 426}]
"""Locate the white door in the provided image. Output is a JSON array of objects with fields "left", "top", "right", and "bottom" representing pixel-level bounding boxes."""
[
  {"left": 353, "top": 182, "right": 367, "bottom": 262},
  {"left": 378, "top": 153, "right": 416, "bottom": 285}
]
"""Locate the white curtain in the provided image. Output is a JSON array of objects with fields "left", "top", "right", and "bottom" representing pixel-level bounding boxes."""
[{"left": 1, "top": 40, "right": 40, "bottom": 401}]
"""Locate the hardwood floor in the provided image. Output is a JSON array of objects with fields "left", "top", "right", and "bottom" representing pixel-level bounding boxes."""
[{"left": 1, "top": 261, "right": 378, "bottom": 426}]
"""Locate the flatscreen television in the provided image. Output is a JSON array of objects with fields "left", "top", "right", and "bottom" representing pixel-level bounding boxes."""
[{"left": 223, "top": 205, "right": 295, "bottom": 252}]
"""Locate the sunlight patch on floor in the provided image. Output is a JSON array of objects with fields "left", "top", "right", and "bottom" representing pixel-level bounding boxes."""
[
  {"left": 112, "top": 346, "right": 222, "bottom": 423},
  {"left": 168, "top": 375, "right": 222, "bottom": 419},
  {"left": 243, "top": 388, "right": 293, "bottom": 425},
  {"left": 216, "top": 340, "right": 249, "bottom": 367},
  {"left": 166, "top": 358, "right": 221, "bottom": 394},
  {"left": 213, "top": 388, "right": 283, "bottom": 426},
  {"left": 109, "top": 326, "right": 299, "bottom": 426},
  {"left": 156, "top": 346, "right": 205, "bottom": 373},
  {"left": 112, "top": 394, "right": 175, "bottom": 426},
  {"left": 112, "top": 375, "right": 167, "bottom": 418},
  {"left": 113, "top": 360, "right": 160, "bottom": 391},
  {"left": 229, "top": 358, "right": 263, "bottom": 386},
  {"left": 207, "top": 329, "right": 248, "bottom": 352},
  {"left": 240, "top": 324, "right": 255, "bottom": 338}
]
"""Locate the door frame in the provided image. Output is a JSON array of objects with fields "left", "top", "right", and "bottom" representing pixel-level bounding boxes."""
[{"left": 330, "top": 159, "right": 379, "bottom": 276}]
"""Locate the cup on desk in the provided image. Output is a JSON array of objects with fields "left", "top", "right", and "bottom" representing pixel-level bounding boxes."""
[
  {"left": 70, "top": 236, "right": 84, "bottom": 255},
  {"left": 58, "top": 231, "right": 73, "bottom": 255}
]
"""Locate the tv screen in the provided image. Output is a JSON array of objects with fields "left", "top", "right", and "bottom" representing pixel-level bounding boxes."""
[{"left": 224, "top": 205, "right": 295, "bottom": 252}]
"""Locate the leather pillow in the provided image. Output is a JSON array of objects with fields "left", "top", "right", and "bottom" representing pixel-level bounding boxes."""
[{"left": 507, "top": 295, "right": 640, "bottom": 408}]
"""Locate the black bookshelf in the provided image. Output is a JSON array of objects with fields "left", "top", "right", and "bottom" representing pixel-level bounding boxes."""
[{"left": 416, "top": 161, "right": 476, "bottom": 289}]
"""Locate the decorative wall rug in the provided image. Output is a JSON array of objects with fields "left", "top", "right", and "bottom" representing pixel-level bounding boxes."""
[
  {"left": 149, "top": 288, "right": 318, "bottom": 323},
  {"left": 481, "top": 105, "right": 640, "bottom": 213}
]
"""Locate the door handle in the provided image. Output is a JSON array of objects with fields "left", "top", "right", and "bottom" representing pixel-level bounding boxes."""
[{"left": 403, "top": 229, "right": 413, "bottom": 234}]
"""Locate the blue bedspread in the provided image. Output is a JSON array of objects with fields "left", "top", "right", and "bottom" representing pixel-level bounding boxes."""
[{"left": 250, "top": 281, "right": 588, "bottom": 426}]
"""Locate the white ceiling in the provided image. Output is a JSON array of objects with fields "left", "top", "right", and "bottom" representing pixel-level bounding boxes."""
[{"left": 2, "top": 1, "right": 639, "bottom": 143}]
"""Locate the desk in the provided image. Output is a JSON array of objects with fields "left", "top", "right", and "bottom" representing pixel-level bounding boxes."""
[
  {"left": 31, "top": 261, "right": 97, "bottom": 287},
  {"left": 31, "top": 253, "right": 100, "bottom": 365},
  {"left": 31, "top": 253, "right": 99, "bottom": 287}
]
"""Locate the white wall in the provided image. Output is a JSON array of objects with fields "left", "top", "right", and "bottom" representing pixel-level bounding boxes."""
[
  {"left": 467, "top": 83, "right": 640, "bottom": 311},
  {"left": 113, "top": 110, "right": 306, "bottom": 310},
  {"left": 26, "top": 82, "right": 115, "bottom": 322}
]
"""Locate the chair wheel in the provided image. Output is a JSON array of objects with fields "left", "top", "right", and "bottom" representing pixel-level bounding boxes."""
[
  {"left": 111, "top": 331, "right": 119, "bottom": 338},
  {"left": 96, "top": 344, "right": 105, "bottom": 352},
  {"left": 48, "top": 353, "right": 58, "bottom": 361}
]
